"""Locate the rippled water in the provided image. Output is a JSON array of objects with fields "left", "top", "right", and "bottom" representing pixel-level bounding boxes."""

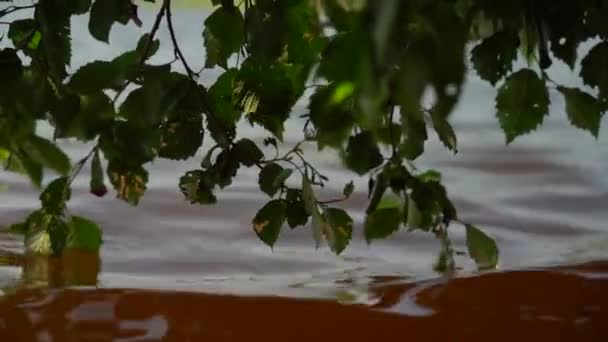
[{"left": 1, "top": 3, "right": 607, "bottom": 340}]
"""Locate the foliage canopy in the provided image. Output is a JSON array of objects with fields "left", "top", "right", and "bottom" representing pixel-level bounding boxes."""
[{"left": 1, "top": 0, "right": 606, "bottom": 272}]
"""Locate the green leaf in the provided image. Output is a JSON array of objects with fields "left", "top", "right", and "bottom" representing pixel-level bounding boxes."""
[
  {"left": 89, "top": 0, "right": 131, "bottom": 43},
  {"left": 558, "top": 87, "right": 604, "bottom": 138},
  {"left": 208, "top": 69, "right": 241, "bottom": 126},
  {"left": 286, "top": 189, "right": 309, "bottom": 228},
  {"left": 580, "top": 41, "right": 608, "bottom": 102},
  {"left": 364, "top": 207, "right": 401, "bottom": 243},
  {"left": 40, "top": 177, "right": 70, "bottom": 214},
  {"left": 120, "top": 82, "right": 164, "bottom": 125},
  {"left": 235, "top": 61, "right": 304, "bottom": 140},
  {"left": 208, "top": 148, "right": 240, "bottom": 188},
  {"left": 8, "top": 19, "right": 38, "bottom": 50},
  {"left": 23, "top": 135, "right": 72, "bottom": 176},
  {"left": 0, "top": 48, "right": 23, "bottom": 82},
  {"left": 179, "top": 170, "right": 217, "bottom": 204},
  {"left": 203, "top": 6, "right": 244, "bottom": 69},
  {"left": 135, "top": 33, "right": 160, "bottom": 62},
  {"left": 431, "top": 112, "right": 458, "bottom": 152},
  {"left": 159, "top": 111, "right": 204, "bottom": 160},
  {"left": 252, "top": 199, "right": 287, "bottom": 248},
  {"left": 67, "top": 216, "right": 103, "bottom": 251},
  {"left": 308, "top": 84, "right": 355, "bottom": 149},
  {"left": 258, "top": 163, "right": 292, "bottom": 197},
  {"left": 323, "top": 208, "right": 353, "bottom": 255},
  {"left": 234, "top": 138, "right": 263, "bottom": 167},
  {"left": 343, "top": 181, "right": 354, "bottom": 198},
  {"left": 302, "top": 176, "right": 323, "bottom": 248},
  {"left": 37, "top": 2, "right": 72, "bottom": 80},
  {"left": 496, "top": 69, "right": 550, "bottom": 143},
  {"left": 68, "top": 61, "right": 123, "bottom": 93},
  {"left": 90, "top": 150, "right": 107, "bottom": 197},
  {"left": 344, "top": 131, "right": 383, "bottom": 175},
  {"left": 52, "top": 92, "right": 115, "bottom": 141},
  {"left": 465, "top": 224, "right": 499, "bottom": 270},
  {"left": 107, "top": 161, "right": 148, "bottom": 205},
  {"left": 470, "top": 30, "right": 518, "bottom": 85}
]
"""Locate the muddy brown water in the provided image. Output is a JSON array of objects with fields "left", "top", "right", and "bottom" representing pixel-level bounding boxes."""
[{"left": 1, "top": 4, "right": 608, "bottom": 341}]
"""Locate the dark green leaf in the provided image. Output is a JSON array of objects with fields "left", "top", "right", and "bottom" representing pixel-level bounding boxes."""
[
  {"left": 466, "top": 224, "right": 499, "bottom": 270},
  {"left": 558, "top": 87, "right": 604, "bottom": 138},
  {"left": 431, "top": 112, "right": 458, "bottom": 152},
  {"left": 258, "top": 163, "right": 292, "bottom": 197},
  {"left": 68, "top": 61, "right": 122, "bottom": 93},
  {"left": 135, "top": 33, "right": 160, "bottom": 61},
  {"left": 159, "top": 112, "right": 204, "bottom": 160},
  {"left": 344, "top": 131, "right": 383, "bottom": 175},
  {"left": 252, "top": 199, "right": 287, "bottom": 248},
  {"left": 470, "top": 30, "right": 518, "bottom": 85},
  {"left": 308, "top": 84, "right": 355, "bottom": 149},
  {"left": 496, "top": 69, "right": 549, "bottom": 143},
  {"left": 302, "top": 176, "right": 322, "bottom": 247},
  {"left": 364, "top": 208, "right": 401, "bottom": 243},
  {"left": 203, "top": 6, "right": 244, "bottom": 69},
  {"left": 40, "top": 177, "right": 70, "bottom": 214},
  {"left": 208, "top": 69, "right": 241, "bottom": 126},
  {"left": 580, "top": 42, "right": 608, "bottom": 101},
  {"left": 89, "top": 0, "right": 131, "bottom": 43},
  {"left": 286, "top": 190, "right": 309, "bottom": 228},
  {"left": 36, "top": 2, "right": 72, "bottom": 80},
  {"left": 179, "top": 170, "right": 217, "bottom": 204},
  {"left": 343, "top": 181, "right": 354, "bottom": 198},
  {"left": 323, "top": 208, "right": 353, "bottom": 255},
  {"left": 234, "top": 138, "right": 263, "bottom": 166},
  {"left": 23, "top": 135, "right": 72, "bottom": 176},
  {"left": 67, "top": 216, "right": 103, "bottom": 251},
  {"left": 8, "top": 19, "right": 38, "bottom": 50},
  {"left": 90, "top": 149, "right": 107, "bottom": 197},
  {"left": 0, "top": 48, "right": 23, "bottom": 82}
]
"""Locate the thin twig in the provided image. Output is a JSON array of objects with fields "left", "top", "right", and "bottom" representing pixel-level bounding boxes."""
[
  {"left": 0, "top": 4, "right": 37, "bottom": 19},
  {"left": 165, "top": 0, "right": 196, "bottom": 79},
  {"left": 112, "top": 0, "right": 167, "bottom": 104}
]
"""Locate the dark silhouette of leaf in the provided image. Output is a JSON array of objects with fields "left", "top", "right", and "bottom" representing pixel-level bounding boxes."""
[
  {"left": 323, "top": 208, "right": 353, "bottom": 255},
  {"left": 471, "top": 30, "right": 518, "bottom": 85},
  {"left": 203, "top": 6, "right": 244, "bottom": 69},
  {"left": 580, "top": 41, "right": 608, "bottom": 102},
  {"left": 252, "top": 199, "right": 287, "bottom": 248},
  {"left": 344, "top": 131, "right": 383, "bottom": 175},
  {"left": 258, "top": 163, "right": 292, "bottom": 197},
  {"left": 558, "top": 87, "right": 604, "bottom": 138},
  {"left": 496, "top": 69, "right": 549, "bottom": 143}
]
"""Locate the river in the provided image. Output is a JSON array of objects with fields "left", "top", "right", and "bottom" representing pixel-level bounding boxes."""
[{"left": 1, "top": 2, "right": 607, "bottom": 341}]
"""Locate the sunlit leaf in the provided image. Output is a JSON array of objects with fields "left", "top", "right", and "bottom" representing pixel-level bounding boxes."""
[
  {"left": 466, "top": 224, "right": 499, "bottom": 270},
  {"left": 302, "top": 176, "right": 323, "bottom": 248},
  {"left": 67, "top": 216, "right": 103, "bottom": 251},
  {"left": 364, "top": 208, "right": 401, "bottom": 243}
]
